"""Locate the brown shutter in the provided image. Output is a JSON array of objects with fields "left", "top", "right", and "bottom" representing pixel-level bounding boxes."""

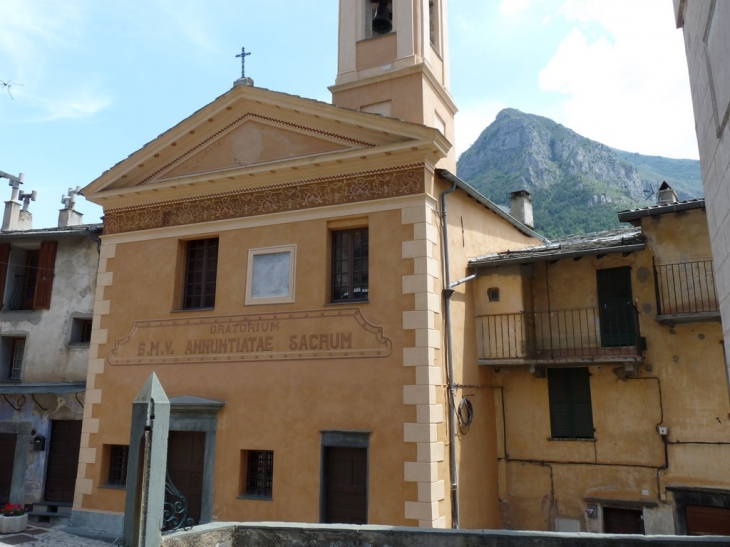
[
  {"left": 0, "top": 243, "right": 9, "bottom": 308},
  {"left": 33, "top": 241, "right": 57, "bottom": 310}
]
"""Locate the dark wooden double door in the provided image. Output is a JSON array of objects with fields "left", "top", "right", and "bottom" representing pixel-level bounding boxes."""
[
  {"left": 0, "top": 433, "right": 16, "bottom": 502},
  {"left": 324, "top": 446, "right": 367, "bottom": 524},
  {"left": 45, "top": 420, "right": 82, "bottom": 503}
]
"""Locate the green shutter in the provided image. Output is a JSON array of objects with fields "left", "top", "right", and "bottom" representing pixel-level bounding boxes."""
[
  {"left": 548, "top": 368, "right": 594, "bottom": 439},
  {"left": 597, "top": 267, "right": 635, "bottom": 347}
]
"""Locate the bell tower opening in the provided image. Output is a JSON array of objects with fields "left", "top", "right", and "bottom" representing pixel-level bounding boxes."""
[
  {"left": 331, "top": 0, "right": 457, "bottom": 168},
  {"left": 370, "top": 1, "right": 394, "bottom": 37}
]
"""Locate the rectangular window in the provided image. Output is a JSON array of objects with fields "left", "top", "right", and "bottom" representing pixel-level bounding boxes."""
[
  {"left": 8, "top": 338, "right": 25, "bottom": 381},
  {"left": 547, "top": 367, "right": 594, "bottom": 439},
  {"left": 107, "top": 445, "right": 129, "bottom": 486},
  {"left": 22, "top": 251, "right": 40, "bottom": 309},
  {"left": 241, "top": 450, "right": 274, "bottom": 499},
  {"left": 70, "top": 317, "right": 93, "bottom": 344},
  {"left": 183, "top": 238, "right": 219, "bottom": 310},
  {"left": 331, "top": 229, "right": 369, "bottom": 302},
  {"left": 245, "top": 245, "right": 296, "bottom": 305},
  {"left": 0, "top": 241, "right": 57, "bottom": 311}
]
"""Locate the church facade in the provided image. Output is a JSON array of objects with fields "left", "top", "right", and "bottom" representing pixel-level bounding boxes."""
[{"left": 71, "top": 0, "right": 541, "bottom": 534}]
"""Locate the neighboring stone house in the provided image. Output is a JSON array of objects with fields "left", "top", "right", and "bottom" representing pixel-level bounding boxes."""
[
  {"left": 470, "top": 186, "right": 730, "bottom": 536},
  {"left": 0, "top": 180, "right": 101, "bottom": 521},
  {"left": 673, "top": 2, "right": 730, "bottom": 415},
  {"left": 70, "top": 0, "right": 545, "bottom": 536}
]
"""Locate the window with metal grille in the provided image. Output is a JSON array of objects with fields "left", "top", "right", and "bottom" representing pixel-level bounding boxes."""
[
  {"left": 183, "top": 238, "right": 219, "bottom": 309},
  {"left": 244, "top": 450, "right": 274, "bottom": 498},
  {"left": 547, "top": 367, "right": 594, "bottom": 439},
  {"left": 8, "top": 338, "right": 25, "bottom": 381},
  {"left": 331, "top": 229, "right": 369, "bottom": 303},
  {"left": 107, "top": 445, "right": 129, "bottom": 486}
]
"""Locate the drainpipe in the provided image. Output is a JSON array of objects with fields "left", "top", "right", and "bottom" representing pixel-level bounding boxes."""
[{"left": 440, "top": 179, "right": 460, "bottom": 528}]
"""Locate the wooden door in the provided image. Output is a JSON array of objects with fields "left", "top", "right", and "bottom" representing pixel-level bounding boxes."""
[
  {"left": 597, "top": 267, "right": 635, "bottom": 347},
  {"left": 44, "top": 420, "right": 82, "bottom": 503},
  {"left": 0, "top": 433, "right": 16, "bottom": 502},
  {"left": 324, "top": 446, "right": 367, "bottom": 524},
  {"left": 603, "top": 507, "right": 644, "bottom": 534},
  {"left": 167, "top": 431, "right": 205, "bottom": 526},
  {"left": 686, "top": 505, "right": 730, "bottom": 536}
]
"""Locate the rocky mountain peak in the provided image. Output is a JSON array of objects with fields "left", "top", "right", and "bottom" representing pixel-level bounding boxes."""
[{"left": 456, "top": 108, "right": 701, "bottom": 238}]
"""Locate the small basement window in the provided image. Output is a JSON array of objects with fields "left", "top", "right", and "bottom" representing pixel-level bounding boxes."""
[
  {"left": 240, "top": 450, "right": 274, "bottom": 499},
  {"left": 104, "top": 444, "right": 129, "bottom": 487}
]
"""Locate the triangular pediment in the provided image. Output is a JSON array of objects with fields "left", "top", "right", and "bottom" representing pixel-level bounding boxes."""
[
  {"left": 157, "top": 119, "right": 348, "bottom": 181},
  {"left": 82, "top": 84, "right": 450, "bottom": 204}
]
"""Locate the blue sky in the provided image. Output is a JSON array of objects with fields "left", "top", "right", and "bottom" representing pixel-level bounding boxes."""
[{"left": 0, "top": 0, "right": 695, "bottom": 228}]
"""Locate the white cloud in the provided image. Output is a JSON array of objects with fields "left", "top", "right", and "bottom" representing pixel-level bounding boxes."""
[
  {"left": 455, "top": 99, "right": 508, "bottom": 158},
  {"left": 0, "top": 1, "right": 85, "bottom": 77},
  {"left": 154, "top": 0, "right": 221, "bottom": 54},
  {"left": 500, "top": 0, "right": 531, "bottom": 16},
  {"left": 36, "top": 91, "right": 112, "bottom": 121},
  {"left": 538, "top": 0, "right": 698, "bottom": 159},
  {"left": 0, "top": 0, "right": 111, "bottom": 121}
]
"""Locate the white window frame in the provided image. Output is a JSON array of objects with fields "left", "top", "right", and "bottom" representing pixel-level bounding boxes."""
[{"left": 245, "top": 245, "right": 296, "bottom": 305}]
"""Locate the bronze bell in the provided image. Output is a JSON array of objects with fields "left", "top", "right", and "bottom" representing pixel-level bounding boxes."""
[{"left": 372, "top": 1, "right": 392, "bottom": 34}]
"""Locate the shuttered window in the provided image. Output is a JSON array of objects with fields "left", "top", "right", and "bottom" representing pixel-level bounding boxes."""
[
  {"left": 34, "top": 241, "right": 57, "bottom": 310},
  {"left": 548, "top": 367, "right": 594, "bottom": 439},
  {"left": 0, "top": 244, "right": 9, "bottom": 307},
  {"left": 0, "top": 242, "right": 56, "bottom": 310}
]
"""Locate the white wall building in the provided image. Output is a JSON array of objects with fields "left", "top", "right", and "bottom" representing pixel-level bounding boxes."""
[{"left": 0, "top": 179, "right": 101, "bottom": 521}]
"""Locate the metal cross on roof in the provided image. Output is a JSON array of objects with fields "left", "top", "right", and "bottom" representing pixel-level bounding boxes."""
[{"left": 235, "top": 47, "right": 252, "bottom": 78}]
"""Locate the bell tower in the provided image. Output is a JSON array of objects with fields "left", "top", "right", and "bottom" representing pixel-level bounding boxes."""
[{"left": 330, "top": 0, "right": 457, "bottom": 168}]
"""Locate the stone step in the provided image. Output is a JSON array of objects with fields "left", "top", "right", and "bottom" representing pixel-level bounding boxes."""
[{"left": 29, "top": 510, "right": 71, "bottom": 519}]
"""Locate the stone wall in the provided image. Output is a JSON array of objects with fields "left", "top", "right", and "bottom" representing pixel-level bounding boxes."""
[{"left": 162, "top": 522, "right": 730, "bottom": 547}]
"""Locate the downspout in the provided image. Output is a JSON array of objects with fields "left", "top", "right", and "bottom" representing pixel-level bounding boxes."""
[{"left": 440, "top": 179, "right": 460, "bottom": 529}]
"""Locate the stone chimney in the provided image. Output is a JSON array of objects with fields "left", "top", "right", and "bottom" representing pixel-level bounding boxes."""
[
  {"left": 656, "top": 181, "right": 679, "bottom": 206},
  {"left": 510, "top": 190, "right": 534, "bottom": 228},
  {"left": 58, "top": 186, "right": 84, "bottom": 227}
]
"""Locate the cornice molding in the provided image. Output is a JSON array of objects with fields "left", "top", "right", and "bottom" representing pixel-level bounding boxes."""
[{"left": 104, "top": 165, "right": 425, "bottom": 235}]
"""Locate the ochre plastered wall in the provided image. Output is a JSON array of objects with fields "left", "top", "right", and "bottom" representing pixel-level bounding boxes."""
[
  {"left": 485, "top": 210, "right": 730, "bottom": 533},
  {"left": 77, "top": 197, "right": 426, "bottom": 524},
  {"left": 435, "top": 180, "right": 540, "bottom": 529}
]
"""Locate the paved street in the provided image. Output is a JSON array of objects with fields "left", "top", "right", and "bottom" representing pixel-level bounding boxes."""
[{"left": 0, "top": 522, "right": 119, "bottom": 546}]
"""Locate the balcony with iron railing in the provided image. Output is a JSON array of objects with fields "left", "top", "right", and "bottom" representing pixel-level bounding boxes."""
[
  {"left": 476, "top": 305, "right": 644, "bottom": 369},
  {"left": 653, "top": 259, "right": 720, "bottom": 325}
]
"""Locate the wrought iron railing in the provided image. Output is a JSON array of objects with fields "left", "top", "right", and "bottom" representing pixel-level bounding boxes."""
[
  {"left": 476, "top": 306, "right": 642, "bottom": 362},
  {"left": 7, "top": 274, "right": 33, "bottom": 310},
  {"left": 653, "top": 259, "right": 718, "bottom": 316}
]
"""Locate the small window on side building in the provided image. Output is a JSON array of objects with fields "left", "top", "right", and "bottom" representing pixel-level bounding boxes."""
[
  {"left": 487, "top": 288, "right": 500, "bottom": 302},
  {"left": 70, "top": 318, "right": 93, "bottom": 344}
]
